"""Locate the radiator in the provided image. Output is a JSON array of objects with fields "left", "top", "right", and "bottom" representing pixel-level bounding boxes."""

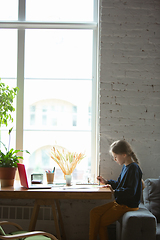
[{"left": 0, "top": 205, "right": 56, "bottom": 233}]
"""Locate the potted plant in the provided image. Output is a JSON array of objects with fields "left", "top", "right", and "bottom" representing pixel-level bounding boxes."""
[
  {"left": 0, "top": 128, "right": 30, "bottom": 187},
  {"left": 0, "top": 81, "right": 29, "bottom": 187}
]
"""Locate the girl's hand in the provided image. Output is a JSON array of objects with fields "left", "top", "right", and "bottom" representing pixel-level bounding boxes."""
[
  {"left": 97, "top": 176, "right": 107, "bottom": 185},
  {"left": 106, "top": 184, "right": 115, "bottom": 194}
]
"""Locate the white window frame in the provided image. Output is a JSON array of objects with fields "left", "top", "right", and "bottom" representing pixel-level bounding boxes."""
[{"left": 0, "top": 0, "right": 99, "bottom": 180}]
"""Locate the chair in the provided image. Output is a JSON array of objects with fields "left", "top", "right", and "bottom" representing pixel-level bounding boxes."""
[
  {"left": 116, "top": 177, "right": 160, "bottom": 240},
  {"left": 0, "top": 221, "right": 58, "bottom": 240}
]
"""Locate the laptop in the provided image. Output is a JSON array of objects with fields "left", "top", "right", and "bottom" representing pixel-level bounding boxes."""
[{"left": 17, "top": 163, "right": 52, "bottom": 189}]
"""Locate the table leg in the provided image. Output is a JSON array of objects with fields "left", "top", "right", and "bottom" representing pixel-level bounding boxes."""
[
  {"left": 28, "top": 200, "right": 40, "bottom": 231},
  {"left": 51, "top": 201, "right": 62, "bottom": 240},
  {"left": 55, "top": 200, "right": 66, "bottom": 240},
  {"left": 28, "top": 199, "right": 66, "bottom": 240}
]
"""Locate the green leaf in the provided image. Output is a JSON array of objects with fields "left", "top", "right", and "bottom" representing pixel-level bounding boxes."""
[{"left": 0, "top": 82, "right": 19, "bottom": 126}]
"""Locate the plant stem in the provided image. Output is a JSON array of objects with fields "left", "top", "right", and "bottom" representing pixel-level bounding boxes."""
[
  {"left": 8, "top": 132, "right": 11, "bottom": 152},
  {"left": 8, "top": 127, "right": 13, "bottom": 152},
  {"left": 0, "top": 123, "right": 1, "bottom": 150}
]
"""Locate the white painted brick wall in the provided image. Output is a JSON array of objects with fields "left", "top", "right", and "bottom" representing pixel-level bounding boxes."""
[{"left": 99, "top": 0, "right": 160, "bottom": 180}]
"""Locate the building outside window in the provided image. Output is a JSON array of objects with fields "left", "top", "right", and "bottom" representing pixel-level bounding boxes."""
[{"left": 0, "top": 0, "right": 99, "bottom": 183}]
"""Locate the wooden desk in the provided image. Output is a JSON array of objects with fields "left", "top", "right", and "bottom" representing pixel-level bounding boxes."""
[{"left": 0, "top": 184, "right": 112, "bottom": 240}]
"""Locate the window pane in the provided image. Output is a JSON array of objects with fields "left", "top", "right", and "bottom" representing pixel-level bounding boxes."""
[
  {"left": 25, "top": 29, "right": 93, "bottom": 79},
  {"left": 26, "top": 0, "right": 93, "bottom": 22},
  {"left": 23, "top": 80, "right": 92, "bottom": 182},
  {"left": 0, "top": 30, "right": 17, "bottom": 78},
  {"left": 0, "top": 0, "right": 18, "bottom": 21}
]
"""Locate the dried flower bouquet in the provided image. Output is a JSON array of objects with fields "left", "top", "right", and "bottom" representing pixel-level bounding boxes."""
[{"left": 50, "top": 146, "right": 85, "bottom": 176}]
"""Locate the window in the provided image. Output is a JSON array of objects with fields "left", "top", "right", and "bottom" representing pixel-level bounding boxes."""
[{"left": 0, "top": 0, "right": 99, "bottom": 182}]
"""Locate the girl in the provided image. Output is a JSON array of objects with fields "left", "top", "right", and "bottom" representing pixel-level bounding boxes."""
[{"left": 89, "top": 140, "right": 143, "bottom": 240}]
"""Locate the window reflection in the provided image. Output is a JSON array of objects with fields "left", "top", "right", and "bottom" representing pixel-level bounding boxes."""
[{"left": 29, "top": 100, "right": 79, "bottom": 128}]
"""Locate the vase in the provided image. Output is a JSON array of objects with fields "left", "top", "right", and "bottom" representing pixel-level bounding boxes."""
[
  {"left": 0, "top": 167, "right": 17, "bottom": 187},
  {"left": 65, "top": 174, "right": 72, "bottom": 186}
]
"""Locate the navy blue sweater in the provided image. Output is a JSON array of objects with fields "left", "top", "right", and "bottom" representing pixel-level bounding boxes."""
[{"left": 108, "top": 162, "right": 142, "bottom": 208}]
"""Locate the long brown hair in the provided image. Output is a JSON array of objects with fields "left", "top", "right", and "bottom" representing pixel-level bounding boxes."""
[{"left": 109, "top": 140, "right": 139, "bottom": 165}]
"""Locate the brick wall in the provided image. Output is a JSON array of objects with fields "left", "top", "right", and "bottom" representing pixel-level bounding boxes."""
[{"left": 99, "top": 0, "right": 160, "bottom": 180}]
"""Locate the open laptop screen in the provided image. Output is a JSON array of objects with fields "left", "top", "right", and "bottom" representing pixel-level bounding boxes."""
[{"left": 17, "top": 163, "right": 29, "bottom": 188}]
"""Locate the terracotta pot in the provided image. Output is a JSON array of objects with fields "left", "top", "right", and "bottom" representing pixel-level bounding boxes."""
[{"left": 0, "top": 167, "right": 17, "bottom": 187}]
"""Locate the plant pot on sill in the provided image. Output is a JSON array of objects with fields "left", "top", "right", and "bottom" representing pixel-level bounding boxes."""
[{"left": 0, "top": 167, "right": 17, "bottom": 187}]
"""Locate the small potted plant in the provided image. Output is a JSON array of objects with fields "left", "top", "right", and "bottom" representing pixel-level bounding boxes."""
[{"left": 0, "top": 128, "right": 30, "bottom": 187}]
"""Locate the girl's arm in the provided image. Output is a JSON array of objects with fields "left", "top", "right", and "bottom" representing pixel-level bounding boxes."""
[
  {"left": 107, "top": 172, "right": 122, "bottom": 189},
  {"left": 97, "top": 176, "right": 119, "bottom": 189},
  {"left": 107, "top": 179, "right": 119, "bottom": 189}
]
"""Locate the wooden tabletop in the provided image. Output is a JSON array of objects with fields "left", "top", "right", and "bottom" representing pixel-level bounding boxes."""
[{"left": 0, "top": 183, "right": 112, "bottom": 200}]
